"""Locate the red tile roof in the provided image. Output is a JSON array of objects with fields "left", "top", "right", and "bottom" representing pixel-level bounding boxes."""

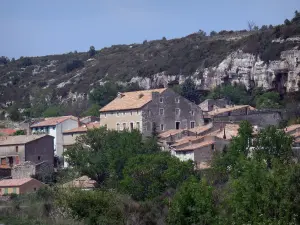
[
  {"left": 189, "top": 124, "right": 212, "bottom": 134},
  {"left": 0, "top": 178, "right": 37, "bottom": 187},
  {"left": 31, "top": 116, "right": 78, "bottom": 128},
  {"left": 100, "top": 88, "right": 167, "bottom": 112},
  {"left": 0, "top": 134, "right": 51, "bottom": 146},
  {"left": 285, "top": 124, "right": 300, "bottom": 133},
  {"left": 0, "top": 128, "right": 16, "bottom": 136},
  {"left": 159, "top": 129, "right": 183, "bottom": 138},
  {"left": 63, "top": 122, "right": 101, "bottom": 134},
  {"left": 175, "top": 140, "right": 215, "bottom": 152},
  {"left": 208, "top": 105, "right": 255, "bottom": 116}
]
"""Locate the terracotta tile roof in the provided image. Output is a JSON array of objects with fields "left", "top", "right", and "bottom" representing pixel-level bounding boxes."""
[
  {"left": 0, "top": 178, "right": 38, "bottom": 187},
  {"left": 159, "top": 129, "right": 183, "bottom": 138},
  {"left": 175, "top": 140, "right": 215, "bottom": 152},
  {"left": 189, "top": 124, "right": 212, "bottom": 134},
  {"left": 30, "top": 116, "right": 78, "bottom": 128},
  {"left": 63, "top": 176, "right": 97, "bottom": 189},
  {"left": 208, "top": 124, "right": 239, "bottom": 140},
  {"left": 172, "top": 136, "right": 203, "bottom": 147},
  {"left": 63, "top": 122, "right": 101, "bottom": 134},
  {"left": 0, "top": 134, "right": 51, "bottom": 146},
  {"left": 0, "top": 128, "right": 16, "bottom": 136},
  {"left": 208, "top": 105, "right": 255, "bottom": 116},
  {"left": 285, "top": 124, "right": 300, "bottom": 133},
  {"left": 99, "top": 88, "right": 167, "bottom": 112}
]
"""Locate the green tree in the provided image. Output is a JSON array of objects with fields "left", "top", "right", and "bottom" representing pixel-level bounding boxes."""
[
  {"left": 64, "top": 128, "right": 160, "bottom": 185},
  {"left": 181, "top": 78, "right": 201, "bottom": 104},
  {"left": 58, "top": 189, "right": 125, "bottom": 225},
  {"left": 167, "top": 177, "right": 216, "bottom": 225},
  {"left": 81, "top": 104, "right": 100, "bottom": 117},
  {"left": 284, "top": 19, "right": 292, "bottom": 25},
  {"left": 89, "top": 45, "right": 96, "bottom": 57},
  {"left": 254, "top": 126, "right": 293, "bottom": 168},
  {"left": 89, "top": 82, "right": 119, "bottom": 107},
  {"left": 42, "top": 105, "right": 62, "bottom": 117},
  {"left": 210, "top": 30, "right": 217, "bottom": 36},
  {"left": 13, "top": 130, "right": 26, "bottom": 136},
  {"left": 256, "top": 91, "right": 282, "bottom": 109},
  {"left": 120, "top": 153, "right": 194, "bottom": 201},
  {"left": 8, "top": 105, "right": 22, "bottom": 121}
]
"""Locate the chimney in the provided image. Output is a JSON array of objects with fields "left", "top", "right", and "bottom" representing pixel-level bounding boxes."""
[
  {"left": 77, "top": 117, "right": 81, "bottom": 128},
  {"left": 117, "top": 92, "right": 123, "bottom": 98}
]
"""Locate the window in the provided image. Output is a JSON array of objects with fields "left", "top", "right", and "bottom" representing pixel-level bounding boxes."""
[
  {"left": 137, "top": 110, "right": 140, "bottom": 115},
  {"left": 117, "top": 111, "right": 120, "bottom": 117},
  {"left": 190, "top": 121, "right": 195, "bottom": 129},
  {"left": 123, "top": 112, "right": 126, "bottom": 116},
  {"left": 104, "top": 113, "right": 107, "bottom": 118},
  {"left": 38, "top": 156, "right": 41, "bottom": 160},
  {"left": 148, "top": 110, "right": 151, "bottom": 116},
  {"left": 175, "top": 121, "right": 180, "bottom": 130},
  {"left": 160, "top": 124, "right": 164, "bottom": 131},
  {"left": 116, "top": 123, "right": 120, "bottom": 131},
  {"left": 123, "top": 123, "right": 126, "bottom": 130},
  {"left": 175, "top": 108, "right": 180, "bottom": 115},
  {"left": 159, "top": 108, "right": 164, "bottom": 115},
  {"left": 175, "top": 97, "right": 180, "bottom": 103},
  {"left": 211, "top": 144, "right": 215, "bottom": 150},
  {"left": 34, "top": 187, "right": 37, "bottom": 191},
  {"left": 15, "top": 146, "right": 18, "bottom": 153},
  {"left": 130, "top": 122, "right": 134, "bottom": 131},
  {"left": 136, "top": 122, "right": 140, "bottom": 130},
  {"left": 1, "top": 158, "right": 6, "bottom": 166},
  {"left": 52, "top": 126, "right": 56, "bottom": 130},
  {"left": 191, "top": 110, "right": 194, "bottom": 116},
  {"left": 159, "top": 97, "right": 164, "bottom": 103},
  {"left": 130, "top": 111, "right": 133, "bottom": 116}
]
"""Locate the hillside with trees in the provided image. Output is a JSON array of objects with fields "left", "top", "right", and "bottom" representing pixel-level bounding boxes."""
[{"left": 0, "top": 11, "right": 300, "bottom": 120}]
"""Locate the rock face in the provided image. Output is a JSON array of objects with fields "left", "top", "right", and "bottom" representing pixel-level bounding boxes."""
[{"left": 130, "top": 49, "right": 300, "bottom": 94}]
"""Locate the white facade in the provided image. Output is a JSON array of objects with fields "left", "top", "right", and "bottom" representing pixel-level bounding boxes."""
[
  {"left": 31, "top": 119, "right": 78, "bottom": 166},
  {"left": 171, "top": 149, "right": 194, "bottom": 162}
]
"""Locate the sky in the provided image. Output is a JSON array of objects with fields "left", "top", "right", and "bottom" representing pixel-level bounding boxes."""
[{"left": 0, "top": 0, "right": 299, "bottom": 58}]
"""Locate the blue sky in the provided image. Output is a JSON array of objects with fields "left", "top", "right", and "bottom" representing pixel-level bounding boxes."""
[{"left": 0, "top": 0, "right": 299, "bottom": 58}]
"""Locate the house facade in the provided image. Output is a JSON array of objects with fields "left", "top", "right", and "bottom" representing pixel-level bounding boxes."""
[
  {"left": 99, "top": 88, "right": 204, "bottom": 136},
  {"left": 30, "top": 116, "right": 79, "bottom": 161},
  {"left": 0, "top": 135, "right": 54, "bottom": 169},
  {"left": 0, "top": 178, "right": 45, "bottom": 195}
]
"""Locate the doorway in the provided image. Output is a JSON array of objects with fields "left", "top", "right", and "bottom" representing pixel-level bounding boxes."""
[
  {"left": 175, "top": 121, "right": 180, "bottom": 130},
  {"left": 130, "top": 122, "right": 134, "bottom": 131}
]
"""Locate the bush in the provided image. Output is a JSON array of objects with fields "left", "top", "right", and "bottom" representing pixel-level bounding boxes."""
[{"left": 64, "top": 60, "right": 84, "bottom": 73}]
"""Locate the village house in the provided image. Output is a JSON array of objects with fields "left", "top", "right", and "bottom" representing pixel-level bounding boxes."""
[
  {"left": 0, "top": 135, "right": 54, "bottom": 170},
  {"left": 30, "top": 116, "right": 79, "bottom": 164},
  {"left": 160, "top": 123, "right": 240, "bottom": 169},
  {"left": 0, "top": 178, "right": 45, "bottom": 195},
  {"left": 99, "top": 88, "right": 204, "bottom": 136}
]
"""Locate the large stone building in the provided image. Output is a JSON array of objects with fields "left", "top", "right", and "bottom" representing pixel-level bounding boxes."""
[
  {"left": 30, "top": 116, "right": 79, "bottom": 162},
  {"left": 99, "top": 88, "right": 204, "bottom": 136},
  {"left": 0, "top": 135, "right": 54, "bottom": 169}
]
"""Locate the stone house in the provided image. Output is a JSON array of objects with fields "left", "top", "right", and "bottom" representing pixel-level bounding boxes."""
[
  {"left": 62, "top": 176, "right": 97, "bottom": 190},
  {"left": 99, "top": 88, "right": 204, "bottom": 136},
  {"left": 0, "top": 135, "right": 54, "bottom": 169},
  {"left": 199, "top": 98, "right": 231, "bottom": 112},
  {"left": 0, "top": 178, "right": 45, "bottom": 195},
  {"left": 30, "top": 116, "right": 79, "bottom": 164}
]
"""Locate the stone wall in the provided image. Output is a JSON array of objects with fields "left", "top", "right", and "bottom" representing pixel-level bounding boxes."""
[{"left": 213, "top": 111, "right": 282, "bottom": 127}]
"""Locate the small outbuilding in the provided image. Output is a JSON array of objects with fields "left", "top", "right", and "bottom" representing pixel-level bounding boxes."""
[{"left": 0, "top": 178, "right": 45, "bottom": 195}]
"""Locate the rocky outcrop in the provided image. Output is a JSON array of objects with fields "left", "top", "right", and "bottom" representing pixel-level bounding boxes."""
[{"left": 130, "top": 48, "right": 300, "bottom": 94}]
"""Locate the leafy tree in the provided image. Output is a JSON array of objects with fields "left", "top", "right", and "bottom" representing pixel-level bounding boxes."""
[
  {"left": 81, "top": 104, "right": 100, "bottom": 117},
  {"left": 89, "top": 46, "right": 96, "bottom": 57},
  {"left": 20, "top": 57, "right": 32, "bottom": 67},
  {"left": 254, "top": 126, "right": 293, "bottom": 168},
  {"left": 284, "top": 19, "right": 292, "bottom": 25},
  {"left": 292, "top": 10, "right": 300, "bottom": 24},
  {"left": 197, "top": 29, "right": 206, "bottom": 37},
  {"left": 64, "top": 59, "right": 84, "bottom": 73},
  {"left": 210, "top": 30, "right": 217, "bottom": 36},
  {"left": 181, "top": 78, "right": 201, "bottom": 104},
  {"left": 13, "top": 130, "right": 26, "bottom": 136},
  {"left": 167, "top": 177, "right": 216, "bottom": 225},
  {"left": 58, "top": 189, "right": 125, "bottom": 225},
  {"left": 207, "top": 84, "right": 249, "bottom": 104},
  {"left": 0, "top": 56, "right": 9, "bottom": 65},
  {"left": 8, "top": 105, "right": 22, "bottom": 121},
  {"left": 42, "top": 105, "right": 62, "bottom": 117},
  {"left": 64, "top": 128, "right": 160, "bottom": 185},
  {"left": 256, "top": 91, "right": 282, "bottom": 109},
  {"left": 120, "top": 153, "right": 194, "bottom": 201}
]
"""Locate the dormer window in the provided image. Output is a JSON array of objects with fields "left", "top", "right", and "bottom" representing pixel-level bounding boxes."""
[{"left": 159, "top": 97, "right": 164, "bottom": 103}]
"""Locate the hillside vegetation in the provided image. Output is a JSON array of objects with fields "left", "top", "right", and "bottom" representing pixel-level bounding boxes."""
[{"left": 0, "top": 11, "right": 300, "bottom": 119}]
